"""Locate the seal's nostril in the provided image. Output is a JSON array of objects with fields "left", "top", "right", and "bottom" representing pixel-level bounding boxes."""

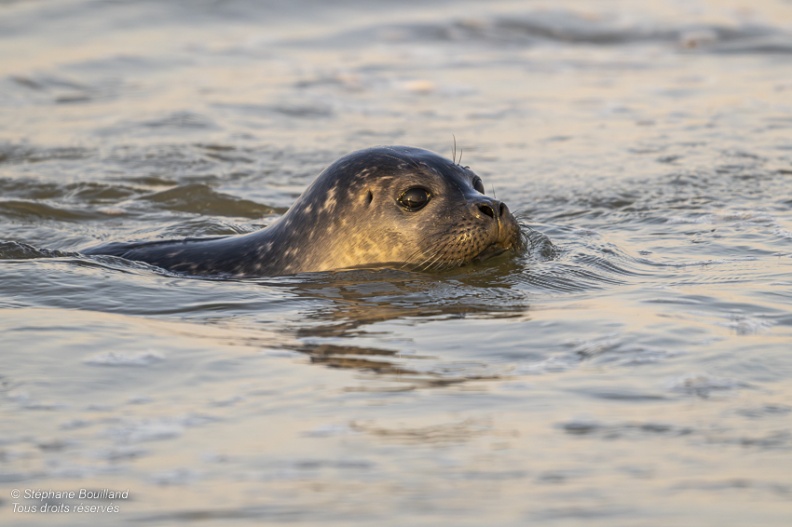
[
  {"left": 499, "top": 202, "right": 507, "bottom": 217},
  {"left": 478, "top": 204, "right": 495, "bottom": 219}
]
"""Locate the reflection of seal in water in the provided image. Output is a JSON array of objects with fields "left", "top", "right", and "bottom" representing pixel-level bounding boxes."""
[{"left": 84, "top": 146, "right": 526, "bottom": 277}]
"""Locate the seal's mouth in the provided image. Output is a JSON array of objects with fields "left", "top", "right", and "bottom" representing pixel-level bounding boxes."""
[
  {"left": 471, "top": 224, "right": 527, "bottom": 264},
  {"left": 472, "top": 242, "right": 509, "bottom": 263}
]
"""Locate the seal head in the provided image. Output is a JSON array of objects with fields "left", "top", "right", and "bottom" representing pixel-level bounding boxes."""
[{"left": 84, "top": 146, "right": 525, "bottom": 276}]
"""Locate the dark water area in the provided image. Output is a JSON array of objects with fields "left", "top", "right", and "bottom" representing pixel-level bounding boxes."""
[{"left": 2, "top": 0, "right": 792, "bottom": 525}]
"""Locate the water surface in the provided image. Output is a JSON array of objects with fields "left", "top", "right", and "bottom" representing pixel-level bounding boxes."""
[{"left": 2, "top": 0, "right": 792, "bottom": 525}]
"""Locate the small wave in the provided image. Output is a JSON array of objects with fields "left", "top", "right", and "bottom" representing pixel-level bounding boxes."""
[
  {"left": 0, "top": 200, "right": 106, "bottom": 221},
  {"left": 560, "top": 418, "right": 691, "bottom": 437},
  {"left": 667, "top": 373, "right": 753, "bottom": 398},
  {"left": 83, "top": 350, "right": 166, "bottom": 367},
  {"left": 213, "top": 101, "right": 334, "bottom": 119},
  {"left": 0, "top": 241, "right": 67, "bottom": 260},
  {"left": 702, "top": 34, "right": 792, "bottom": 55},
  {"left": 143, "top": 183, "right": 283, "bottom": 217},
  {"left": 301, "top": 10, "right": 791, "bottom": 55},
  {"left": 0, "top": 142, "right": 93, "bottom": 165},
  {"left": 0, "top": 178, "right": 138, "bottom": 204},
  {"left": 523, "top": 226, "right": 559, "bottom": 260},
  {"left": 516, "top": 236, "right": 651, "bottom": 293},
  {"left": 142, "top": 111, "right": 218, "bottom": 130},
  {"left": 521, "top": 263, "right": 625, "bottom": 293},
  {"left": 6, "top": 73, "right": 112, "bottom": 105}
]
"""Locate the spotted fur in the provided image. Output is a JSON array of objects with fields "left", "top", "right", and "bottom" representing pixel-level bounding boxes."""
[{"left": 84, "top": 146, "right": 525, "bottom": 277}]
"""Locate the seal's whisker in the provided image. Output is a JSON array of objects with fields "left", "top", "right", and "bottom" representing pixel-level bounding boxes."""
[
  {"left": 421, "top": 252, "right": 444, "bottom": 272},
  {"left": 450, "top": 135, "right": 466, "bottom": 167},
  {"left": 400, "top": 244, "right": 434, "bottom": 271},
  {"left": 402, "top": 241, "right": 442, "bottom": 272},
  {"left": 422, "top": 245, "right": 455, "bottom": 272},
  {"left": 421, "top": 250, "right": 446, "bottom": 272},
  {"left": 419, "top": 232, "right": 460, "bottom": 271}
]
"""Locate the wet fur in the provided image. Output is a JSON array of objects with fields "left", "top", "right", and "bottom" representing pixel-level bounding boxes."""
[{"left": 84, "top": 146, "right": 525, "bottom": 277}]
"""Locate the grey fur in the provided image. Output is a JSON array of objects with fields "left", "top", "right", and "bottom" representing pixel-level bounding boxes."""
[{"left": 83, "top": 146, "right": 525, "bottom": 277}]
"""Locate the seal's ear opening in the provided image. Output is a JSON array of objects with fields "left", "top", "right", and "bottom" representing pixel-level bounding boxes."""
[
  {"left": 473, "top": 177, "right": 485, "bottom": 194},
  {"left": 366, "top": 190, "right": 373, "bottom": 206}
]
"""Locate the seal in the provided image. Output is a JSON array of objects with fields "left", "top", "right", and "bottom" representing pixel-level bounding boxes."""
[{"left": 84, "top": 146, "right": 525, "bottom": 277}]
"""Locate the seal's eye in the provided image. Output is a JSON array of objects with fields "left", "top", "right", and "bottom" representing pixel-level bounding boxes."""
[
  {"left": 473, "top": 177, "right": 485, "bottom": 194},
  {"left": 398, "top": 187, "right": 431, "bottom": 211}
]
